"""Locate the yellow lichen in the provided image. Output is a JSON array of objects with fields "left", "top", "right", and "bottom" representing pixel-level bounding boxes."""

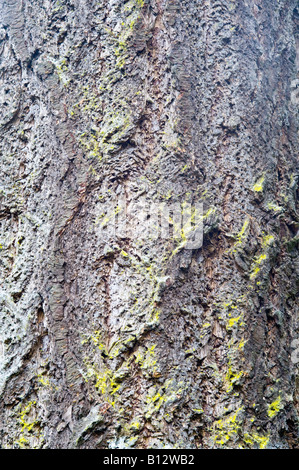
[
  {"left": 212, "top": 408, "right": 243, "bottom": 446},
  {"left": 234, "top": 219, "right": 250, "bottom": 248},
  {"left": 15, "top": 401, "right": 42, "bottom": 448},
  {"left": 135, "top": 344, "right": 158, "bottom": 376},
  {"left": 244, "top": 432, "right": 270, "bottom": 449},
  {"left": 253, "top": 176, "right": 265, "bottom": 192},
  {"left": 226, "top": 315, "right": 242, "bottom": 330},
  {"left": 267, "top": 396, "right": 282, "bottom": 418}
]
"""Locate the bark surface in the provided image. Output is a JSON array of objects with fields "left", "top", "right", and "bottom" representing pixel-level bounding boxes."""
[{"left": 0, "top": 0, "right": 299, "bottom": 449}]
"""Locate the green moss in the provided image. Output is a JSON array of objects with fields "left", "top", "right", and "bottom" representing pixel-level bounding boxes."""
[{"left": 285, "top": 234, "right": 299, "bottom": 252}]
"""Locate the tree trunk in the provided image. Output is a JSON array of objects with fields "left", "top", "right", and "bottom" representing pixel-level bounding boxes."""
[{"left": 0, "top": 0, "right": 298, "bottom": 449}]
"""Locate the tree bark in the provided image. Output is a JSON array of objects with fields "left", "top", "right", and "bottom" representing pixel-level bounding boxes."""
[{"left": 0, "top": 0, "right": 298, "bottom": 449}]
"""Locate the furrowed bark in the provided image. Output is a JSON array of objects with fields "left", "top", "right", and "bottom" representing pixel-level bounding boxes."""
[{"left": 0, "top": 0, "right": 298, "bottom": 449}]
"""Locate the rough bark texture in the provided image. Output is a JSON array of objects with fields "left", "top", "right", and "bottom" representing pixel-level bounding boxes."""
[{"left": 0, "top": 0, "right": 299, "bottom": 449}]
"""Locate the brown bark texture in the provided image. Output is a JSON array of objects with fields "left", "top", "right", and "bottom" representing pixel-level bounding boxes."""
[{"left": 0, "top": 0, "right": 299, "bottom": 449}]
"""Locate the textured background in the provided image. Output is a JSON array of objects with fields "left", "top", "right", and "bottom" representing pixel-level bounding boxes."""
[{"left": 0, "top": 0, "right": 299, "bottom": 448}]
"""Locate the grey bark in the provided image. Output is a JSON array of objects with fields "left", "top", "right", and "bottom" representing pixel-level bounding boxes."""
[{"left": 0, "top": 0, "right": 299, "bottom": 448}]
